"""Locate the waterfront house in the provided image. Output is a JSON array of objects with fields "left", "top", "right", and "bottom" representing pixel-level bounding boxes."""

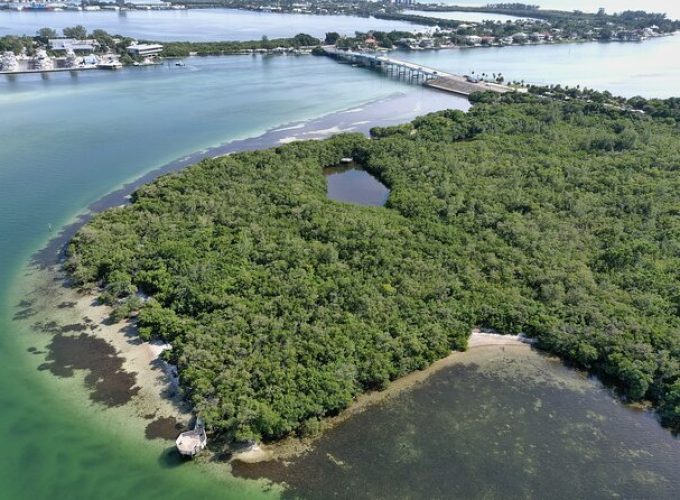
[
  {"left": 364, "top": 36, "right": 379, "bottom": 48},
  {"left": 465, "top": 35, "right": 482, "bottom": 45},
  {"left": 82, "top": 54, "right": 99, "bottom": 65},
  {"left": 397, "top": 37, "right": 417, "bottom": 47},
  {"left": 49, "top": 38, "right": 97, "bottom": 53},
  {"left": 127, "top": 43, "right": 164, "bottom": 57}
]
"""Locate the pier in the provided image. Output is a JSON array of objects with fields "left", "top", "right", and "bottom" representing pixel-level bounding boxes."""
[{"left": 323, "top": 47, "right": 515, "bottom": 97}]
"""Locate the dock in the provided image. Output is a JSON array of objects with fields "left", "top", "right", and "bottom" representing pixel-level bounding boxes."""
[{"left": 323, "top": 47, "right": 515, "bottom": 97}]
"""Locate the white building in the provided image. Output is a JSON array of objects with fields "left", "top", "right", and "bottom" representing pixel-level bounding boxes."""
[
  {"left": 127, "top": 43, "right": 164, "bottom": 57},
  {"left": 49, "top": 38, "right": 97, "bottom": 52}
]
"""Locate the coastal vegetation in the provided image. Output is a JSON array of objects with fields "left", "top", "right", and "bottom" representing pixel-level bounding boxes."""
[
  {"left": 168, "top": 1, "right": 680, "bottom": 40},
  {"left": 376, "top": 8, "right": 678, "bottom": 45},
  {"left": 0, "top": 26, "right": 138, "bottom": 63},
  {"left": 0, "top": 34, "right": 36, "bottom": 56},
  {"left": 414, "top": 2, "right": 676, "bottom": 29},
  {"left": 159, "top": 33, "right": 321, "bottom": 57},
  {"left": 67, "top": 91, "right": 680, "bottom": 441},
  {"left": 5, "top": 3, "right": 675, "bottom": 63}
]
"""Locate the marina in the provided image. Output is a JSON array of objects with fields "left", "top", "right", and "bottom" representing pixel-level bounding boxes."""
[{"left": 0, "top": 65, "right": 97, "bottom": 74}]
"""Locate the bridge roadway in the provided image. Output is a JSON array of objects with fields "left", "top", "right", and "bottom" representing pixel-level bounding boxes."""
[{"left": 323, "top": 46, "right": 514, "bottom": 97}]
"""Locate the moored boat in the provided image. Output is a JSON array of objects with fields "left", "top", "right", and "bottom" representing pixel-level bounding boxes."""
[
  {"left": 97, "top": 60, "right": 123, "bottom": 70},
  {"left": 175, "top": 417, "right": 207, "bottom": 457},
  {"left": 1, "top": 51, "right": 20, "bottom": 72},
  {"left": 30, "top": 49, "right": 54, "bottom": 71}
]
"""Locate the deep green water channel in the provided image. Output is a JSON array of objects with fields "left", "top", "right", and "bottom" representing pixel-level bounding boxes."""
[{"left": 2, "top": 47, "right": 680, "bottom": 498}]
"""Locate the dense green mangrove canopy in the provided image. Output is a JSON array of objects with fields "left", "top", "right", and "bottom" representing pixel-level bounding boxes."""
[{"left": 68, "top": 92, "right": 680, "bottom": 440}]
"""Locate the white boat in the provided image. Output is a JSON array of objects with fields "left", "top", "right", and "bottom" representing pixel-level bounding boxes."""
[
  {"left": 175, "top": 417, "right": 207, "bottom": 457},
  {"left": 65, "top": 49, "right": 78, "bottom": 68},
  {"left": 31, "top": 49, "right": 54, "bottom": 71},
  {"left": 97, "top": 60, "right": 123, "bottom": 70},
  {"left": 1, "top": 51, "right": 20, "bottom": 72}
]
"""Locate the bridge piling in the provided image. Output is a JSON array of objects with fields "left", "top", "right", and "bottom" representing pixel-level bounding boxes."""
[{"left": 322, "top": 46, "right": 516, "bottom": 97}]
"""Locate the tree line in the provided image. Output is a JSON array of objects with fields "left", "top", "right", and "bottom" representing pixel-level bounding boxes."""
[{"left": 67, "top": 92, "right": 680, "bottom": 441}]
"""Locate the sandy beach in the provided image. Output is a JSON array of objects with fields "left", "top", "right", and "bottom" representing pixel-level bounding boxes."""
[
  {"left": 74, "top": 289, "right": 189, "bottom": 423},
  {"left": 18, "top": 265, "right": 194, "bottom": 444},
  {"left": 24, "top": 263, "right": 536, "bottom": 465}
]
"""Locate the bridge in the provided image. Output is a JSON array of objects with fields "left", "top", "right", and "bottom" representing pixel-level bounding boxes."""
[{"left": 323, "top": 47, "right": 515, "bottom": 97}]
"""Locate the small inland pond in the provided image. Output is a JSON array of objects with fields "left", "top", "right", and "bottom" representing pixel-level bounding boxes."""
[{"left": 324, "top": 162, "right": 390, "bottom": 207}]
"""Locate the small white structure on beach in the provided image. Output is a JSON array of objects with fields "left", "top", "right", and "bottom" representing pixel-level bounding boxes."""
[{"left": 175, "top": 417, "right": 207, "bottom": 457}]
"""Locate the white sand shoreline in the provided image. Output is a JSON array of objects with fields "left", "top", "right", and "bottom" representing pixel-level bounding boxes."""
[
  {"left": 78, "top": 291, "right": 190, "bottom": 422},
  {"left": 35, "top": 270, "right": 193, "bottom": 432},
  {"left": 39, "top": 266, "right": 536, "bottom": 463}
]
